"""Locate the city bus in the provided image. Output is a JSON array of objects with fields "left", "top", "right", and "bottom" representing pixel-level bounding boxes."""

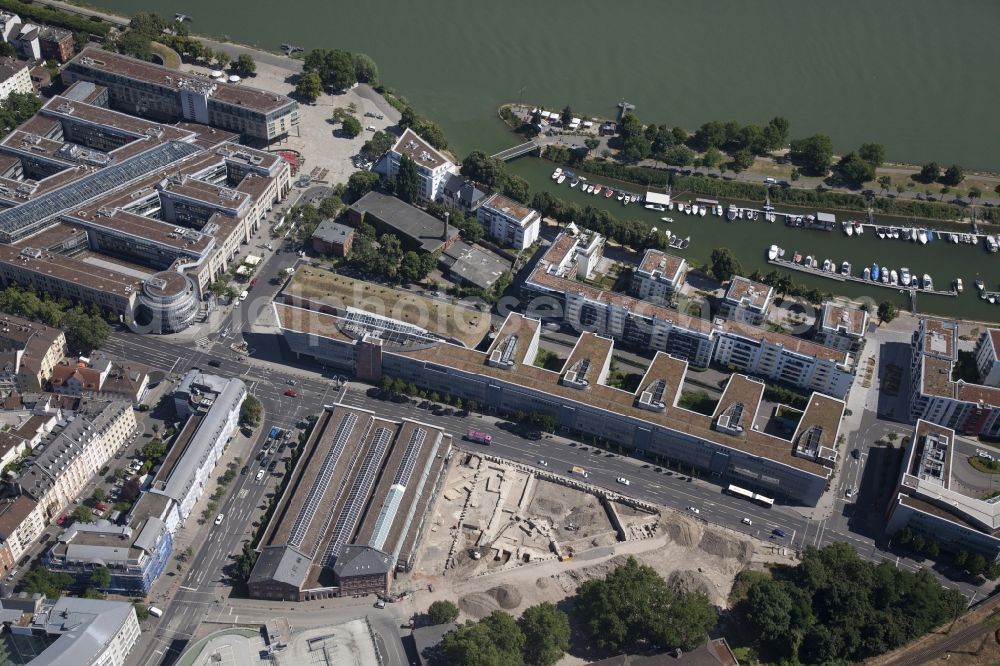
[{"left": 726, "top": 484, "right": 774, "bottom": 508}]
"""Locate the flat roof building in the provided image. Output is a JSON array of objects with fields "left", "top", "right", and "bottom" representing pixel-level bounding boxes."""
[
  {"left": 311, "top": 218, "right": 354, "bottom": 257},
  {"left": 248, "top": 404, "right": 450, "bottom": 601},
  {"left": 816, "top": 302, "right": 869, "bottom": 353},
  {"left": 719, "top": 276, "right": 773, "bottom": 326},
  {"left": 348, "top": 191, "right": 459, "bottom": 253},
  {"left": 632, "top": 249, "right": 687, "bottom": 306},
  {"left": 382, "top": 128, "right": 456, "bottom": 202},
  {"left": 439, "top": 240, "right": 511, "bottom": 291},
  {"left": 476, "top": 192, "right": 541, "bottom": 250},
  {"left": 275, "top": 305, "right": 846, "bottom": 506}
]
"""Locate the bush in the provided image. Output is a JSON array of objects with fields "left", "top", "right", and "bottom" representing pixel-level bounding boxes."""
[{"left": 428, "top": 600, "right": 460, "bottom": 625}]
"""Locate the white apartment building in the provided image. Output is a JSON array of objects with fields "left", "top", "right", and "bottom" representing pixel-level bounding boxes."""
[
  {"left": 384, "top": 128, "right": 456, "bottom": 202},
  {"left": 632, "top": 249, "right": 687, "bottom": 306},
  {"left": 713, "top": 321, "right": 855, "bottom": 399},
  {"left": 0, "top": 58, "right": 31, "bottom": 100},
  {"left": 975, "top": 329, "right": 1000, "bottom": 387},
  {"left": 476, "top": 192, "right": 541, "bottom": 250},
  {"left": 816, "top": 302, "right": 869, "bottom": 353},
  {"left": 719, "top": 277, "right": 773, "bottom": 326},
  {"left": 0, "top": 495, "right": 45, "bottom": 562},
  {"left": 19, "top": 401, "right": 137, "bottom": 520},
  {"left": 22, "top": 597, "right": 141, "bottom": 666},
  {"left": 0, "top": 12, "right": 20, "bottom": 42}
]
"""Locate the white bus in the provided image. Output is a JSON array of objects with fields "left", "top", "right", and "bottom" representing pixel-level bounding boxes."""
[{"left": 727, "top": 484, "right": 774, "bottom": 508}]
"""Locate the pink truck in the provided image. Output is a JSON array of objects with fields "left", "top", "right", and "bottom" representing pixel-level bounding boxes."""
[{"left": 466, "top": 429, "right": 492, "bottom": 445}]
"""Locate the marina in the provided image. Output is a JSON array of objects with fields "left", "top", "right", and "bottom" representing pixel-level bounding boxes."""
[{"left": 766, "top": 252, "right": 958, "bottom": 298}]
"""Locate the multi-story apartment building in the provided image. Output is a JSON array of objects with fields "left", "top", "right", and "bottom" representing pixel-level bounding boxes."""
[
  {"left": 887, "top": 420, "right": 1000, "bottom": 562},
  {"left": 631, "top": 248, "right": 687, "bottom": 306},
  {"left": 49, "top": 356, "right": 150, "bottom": 405},
  {"left": 909, "top": 318, "right": 1000, "bottom": 438},
  {"left": 0, "top": 495, "right": 45, "bottom": 566},
  {"left": 0, "top": 313, "right": 66, "bottom": 390},
  {"left": 0, "top": 57, "right": 31, "bottom": 100},
  {"left": 276, "top": 305, "right": 846, "bottom": 506},
  {"left": 38, "top": 26, "right": 74, "bottom": 63},
  {"left": 18, "top": 400, "right": 136, "bottom": 520},
  {"left": 718, "top": 276, "right": 773, "bottom": 326},
  {"left": 815, "top": 302, "right": 869, "bottom": 353},
  {"left": 382, "top": 128, "right": 456, "bottom": 202},
  {"left": 64, "top": 48, "right": 299, "bottom": 144},
  {"left": 525, "top": 231, "right": 855, "bottom": 398},
  {"left": 975, "top": 329, "right": 1000, "bottom": 387},
  {"left": 476, "top": 192, "right": 541, "bottom": 250}
]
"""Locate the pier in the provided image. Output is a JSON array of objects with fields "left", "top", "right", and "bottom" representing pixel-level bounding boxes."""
[{"left": 767, "top": 257, "right": 958, "bottom": 297}]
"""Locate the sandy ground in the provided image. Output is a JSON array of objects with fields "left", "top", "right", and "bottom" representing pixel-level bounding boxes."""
[
  {"left": 399, "top": 453, "right": 796, "bottom": 666},
  {"left": 179, "top": 60, "right": 400, "bottom": 186}
]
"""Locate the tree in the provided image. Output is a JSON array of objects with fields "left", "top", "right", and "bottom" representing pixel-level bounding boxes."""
[
  {"left": 346, "top": 171, "right": 380, "bottom": 202},
  {"left": 440, "top": 611, "right": 525, "bottom": 666},
  {"left": 90, "top": 566, "right": 111, "bottom": 589},
  {"left": 575, "top": 556, "right": 713, "bottom": 653},
  {"left": 129, "top": 12, "right": 167, "bottom": 37},
  {"left": 214, "top": 50, "right": 231, "bottom": 70},
  {"left": 833, "top": 152, "right": 876, "bottom": 187},
  {"left": 240, "top": 395, "right": 262, "bottom": 426},
  {"left": 560, "top": 106, "right": 572, "bottom": 126},
  {"left": 399, "top": 251, "right": 427, "bottom": 284},
  {"left": 62, "top": 307, "right": 111, "bottom": 352},
  {"left": 361, "top": 131, "right": 395, "bottom": 160},
  {"left": 911, "top": 532, "right": 925, "bottom": 552},
  {"left": 924, "top": 540, "right": 940, "bottom": 558},
  {"left": 303, "top": 48, "right": 357, "bottom": 91},
  {"left": 519, "top": 603, "right": 570, "bottom": 666},
  {"left": 941, "top": 163, "right": 965, "bottom": 186},
  {"left": 93, "top": 488, "right": 107, "bottom": 503},
  {"left": 460, "top": 151, "right": 506, "bottom": 189},
  {"left": 693, "top": 121, "right": 726, "bottom": 151},
  {"left": 730, "top": 148, "right": 754, "bottom": 172},
  {"left": 917, "top": 162, "right": 940, "bottom": 183},
  {"left": 877, "top": 175, "right": 892, "bottom": 193},
  {"left": 702, "top": 147, "right": 723, "bottom": 169},
  {"left": 353, "top": 53, "right": 379, "bottom": 85},
  {"left": 584, "top": 137, "right": 600, "bottom": 153},
  {"left": 120, "top": 478, "right": 141, "bottom": 502},
  {"left": 501, "top": 174, "right": 531, "bottom": 204},
  {"left": 232, "top": 54, "right": 256, "bottom": 77},
  {"left": 295, "top": 71, "right": 323, "bottom": 103},
  {"left": 21, "top": 567, "right": 74, "bottom": 599},
  {"left": 340, "top": 115, "right": 362, "bottom": 138},
  {"left": 968, "top": 553, "right": 987, "bottom": 577},
  {"left": 954, "top": 549, "right": 968, "bottom": 568},
  {"left": 428, "top": 600, "right": 460, "bottom": 625},
  {"left": 395, "top": 154, "right": 420, "bottom": 203},
  {"left": 710, "top": 248, "right": 742, "bottom": 282},
  {"left": 141, "top": 438, "right": 166, "bottom": 461},
  {"left": 858, "top": 142, "right": 886, "bottom": 168},
  {"left": 70, "top": 505, "right": 92, "bottom": 525},
  {"left": 877, "top": 301, "right": 898, "bottom": 325},
  {"left": 969, "top": 186, "right": 982, "bottom": 202},
  {"left": 789, "top": 134, "right": 834, "bottom": 176},
  {"left": 663, "top": 145, "right": 694, "bottom": 167},
  {"left": 0, "top": 41, "right": 14, "bottom": 58}
]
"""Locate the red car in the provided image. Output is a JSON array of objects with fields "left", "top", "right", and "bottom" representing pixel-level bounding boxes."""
[
  {"left": 95, "top": 502, "right": 110, "bottom": 512},
  {"left": 284, "top": 389, "right": 297, "bottom": 398},
  {"left": 56, "top": 514, "right": 67, "bottom": 526},
  {"left": 249, "top": 278, "right": 257, "bottom": 288}
]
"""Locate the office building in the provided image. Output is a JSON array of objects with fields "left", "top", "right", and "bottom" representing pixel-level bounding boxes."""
[
  {"left": 64, "top": 48, "right": 299, "bottom": 144},
  {"left": 887, "top": 420, "right": 1000, "bottom": 562},
  {"left": 476, "top": 192, "right": 540, "bottom": 250}
]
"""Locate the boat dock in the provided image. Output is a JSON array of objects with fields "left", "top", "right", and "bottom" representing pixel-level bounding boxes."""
[{"left": 767, "top": 257, "right": 958, "bottom": 297}]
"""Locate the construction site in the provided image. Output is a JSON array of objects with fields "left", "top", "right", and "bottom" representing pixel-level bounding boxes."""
[{"left": 407, "top": 451, "right": 786, "bottom": 620}]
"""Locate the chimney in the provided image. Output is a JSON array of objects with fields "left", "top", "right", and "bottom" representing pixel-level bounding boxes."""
[{"left": 443, "top": 211, "right": 449, "bottom": 241}]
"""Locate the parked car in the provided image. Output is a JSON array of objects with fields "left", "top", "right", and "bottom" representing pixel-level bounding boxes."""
[
  {"left": 256, "top": 470, "right": 265, "bottom": 481},
  {"left": 284, "top": 389, "right": 297, "bottom": 397},
  {"left": 772, "top": 528, "right": 786, "bottom": 538},
  {"left": 214, "top": 514, "right": 224, "bottom": 525},
  {"left": 208, "top": 360, "right": 221, "bottom": 367},
  {"left": 687, "top": 506, "right": 700, "bottom": 514},
  {"left": 851, "top": 448, "right": 860, "bottom": 459}
]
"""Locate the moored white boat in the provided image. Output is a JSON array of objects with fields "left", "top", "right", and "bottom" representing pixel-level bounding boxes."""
[
  {"left": 557, "top": 175, "right": 566, "bottom": 184},
  {"left": 923, "top": 273, "right": 933, "bottom": 290},
  {"left": 768, "top": 244, "right": 779, "bottom": 261},
  {"left": 976, "top": 277, "right": 985, "bottom": 291},
  {"left": 956, "top": 278, "right": 964, "bottom": 292},
  {"left": 890, "top": 269, "right": 898, "bottom": 285},
  {"left": 551, "top": 168, "right": 562, "bottom": 179},
  {"left": 855, "top": 221, "right": 864, "bottom": 235},
  {"left": 570, "top": 179, "right": 579, "bottom": 188},
  {"left": 843, "top": 221, "right": 853, "bottom": 236},
  {"left": 841, "top": 261, "right": 851, "bottom": 276},
  {"left": 661, "top": 216, "right": 674, "bottom": 223},
  {"left": 900, "top": 267, "right": 911, "bottom": 287}
]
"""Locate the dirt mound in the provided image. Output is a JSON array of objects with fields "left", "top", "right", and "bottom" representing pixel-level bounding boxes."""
[
  {"left": 487, "top": 584, "right": 523, "bottom": 609},
  {"left": 659, "top": 514, "right": 698, "bottom": 547},
  {"left": 698, "top": 531, "right": 753, "bottom": 563},
  {"left": 535, "top": 577, "right": 551, "bottom": 590},
  {"left": 459, "top": 592, "right": 500, "bottom": 619},
  {"left": 667, "top": 570, "right": 713, "bottom": 597}
]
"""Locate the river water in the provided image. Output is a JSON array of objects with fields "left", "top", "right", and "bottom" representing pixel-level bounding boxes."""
[{"left": 89, "top": 0, "right": 1000, "bottom": 321}]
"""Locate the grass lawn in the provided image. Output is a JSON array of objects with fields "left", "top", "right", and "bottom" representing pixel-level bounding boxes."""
[{"left": 150, "top": 42, "right": 181, "bottom": 69}]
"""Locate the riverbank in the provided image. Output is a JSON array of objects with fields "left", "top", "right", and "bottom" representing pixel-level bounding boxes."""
[{"left": 502, "top": 102, "right": 1000, "bottom": 218}]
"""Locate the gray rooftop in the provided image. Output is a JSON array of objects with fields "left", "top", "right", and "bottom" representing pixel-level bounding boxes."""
[
  {"left": 332, "top": 544, "right": 391, "bottom": 579},
  {"left": 350, "top": 191, "right": 458, "bottom": 253},
  {"left": 441, "top": 241, "right": 511, "bottom": 290},
  {"left": 248, "top": 544, "right": 311, "bottom": 589},
  {"left": 312, "top": 218, "right": 355, "bottom": 245},
  {"left": 23, "top": 596, "right": 136, "bottom": 666}
]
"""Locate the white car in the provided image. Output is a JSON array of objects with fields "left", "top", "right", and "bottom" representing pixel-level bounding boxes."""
[
  {"left": 687, "top": 506, "right": 700, "bottom": 514},
  {"left": 256, "top": 470, "right": 265, "bottom": 481},
  {"left": 214, "top": 514, "right": 224, "bottom": 525},
  {"left": 845, "top": 488, "right": 854, "bottom": 498},
  {"left": 616, "top": 477, "right": 630, "bottom": 486},
  {"left": 537, "top": 460, "right": 548, "bottom": 467},
  {"left": 741, "top": 517, "right": 752, "bottom": 526}
]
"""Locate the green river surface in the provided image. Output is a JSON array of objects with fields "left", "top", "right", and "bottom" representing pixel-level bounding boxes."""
[{"left": 89, "top": 0, "right": 1000, "bottom": 321}]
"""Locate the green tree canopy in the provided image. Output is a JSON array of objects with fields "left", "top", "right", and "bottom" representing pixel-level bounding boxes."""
[
  {"left": 834, "top": 152, "right": 876, "bottom": 187},
  {"left": 735, "top": 543, "right": 965, "bottom": 664},
  {"left": 89, "top": 565, "right": 111, "bottom": 589},
  {"left": 789, "top": 133, "right": 834, "bottom": 176},
  {"left": 346, "top": 171, "right": 380, "bottom": 203},
  {"left": 232, "top": 54, "right": 257, "bottom": 77},
  {"left": 858, "top": 142, "right": 886, "bottom": 168},
  {"left": 361, "top": 131, "right": 395, "bottom": 161},
  {"left": 303, "top": 48, "right": 357, "bottom": 91},
  {"left": 710, "top": 248, "right": 742, "bottom": 282},
  {"left": 295, "top": 71, "right": 323, "bottom": 103},
  {"left": 460, "top": 151, "right": 507, "bottom": 189},
  {"left": 440, "top": 611, "right": 525, "bottom": 666},
  {"left": 353, "top": 53, "right": 379, "bottom": 84},
  {"left": 141, "top": 438, "right": 166, "bottom": 462},
  {"left": 21, "top": 567, "right": 74, "bottom": 599},
  {"left": 340, "top": 115, "right": 362, "bottom": 138},
  {"left": 518, "top": 602, "right": 569, "bottom": 666},
  {"left": 877, "top": 300, "right": 898, "bottom": 324},
  {"left": 917, "top": 162, "right": 941, "bottom": 183},
  {"left": 70, "top": 505, "right": 92, "bottom": 525},
  {"left": 941, "top": 164, "right": 965, "bottom": 186},
  {"left": 240, "top": 395, "right": 262, "bottom": 426},
  {"left": 427, "top": 600, "right": 460, "bottom": 625},
  {"left": 575, "top": 556, "right": 715, "bottom": 653},
  {"left": 395, "top": 154, "right": 420, "bottom": 203},
  {"left": 560, "top": 105, "right": 573, "bottom": 125}
]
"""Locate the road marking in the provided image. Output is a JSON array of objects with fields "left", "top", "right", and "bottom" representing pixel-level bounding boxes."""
[{"left": 179, "top": 585, "right": 197, "bottom": 591}]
